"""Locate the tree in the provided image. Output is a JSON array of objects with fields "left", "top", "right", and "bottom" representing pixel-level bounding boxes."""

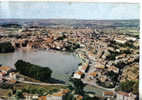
[
  {"left": 69, "top": 78, "right": 86, "bottom": 96},
  {"left": 15, "top": 90, "right": 24, "bottom": 100},
  {"left": 0, "top": 42, "right": 15, "bottom": 53},
  {"left": 106, "top": 71, "right": 119, "bottom": 87},
  {"left": 0, "top": 83, "right": 13, "bottom": 89},
  {"left": 132, "top": 80, "right": 139, "bottom": 95},
  {"left": 119, "top": 80, "right": 135, "bottom": 93},
  {"left": 15, "top": 60, "right": 52, "bottom": 82},
  {"left": 64, "top": 93, "right": 76, "bottom": 100}
]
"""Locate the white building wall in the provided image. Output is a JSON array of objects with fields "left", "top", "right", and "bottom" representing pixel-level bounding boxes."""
[
  {"left": 73, "top": 74, "right": 81, "bottom": 79},
  {"left": 116, "top": 94, "right": 135, "bottom": 100},
  {"left": 116, "top": 94, "right": 124, "bottom": 100},
  {"left": 46, "top": 96, "right": 63, "bottom": 100}
]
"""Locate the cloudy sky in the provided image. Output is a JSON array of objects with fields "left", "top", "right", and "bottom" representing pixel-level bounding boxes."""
[{"left": 0, "top": 2, "right": 140, "bottom": 19}]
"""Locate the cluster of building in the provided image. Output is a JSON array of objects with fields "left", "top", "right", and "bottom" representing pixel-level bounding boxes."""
[
  {"left": 0, "top": 65, "right": 17, "bottom": 85},
  {"left": 0, "top": 26, "right": 139, "bottom": 100},
  {"left": 22, "top": 89, "right": 70, "bottom": 100},
  {"left": 70, "top": 30, "right": 138, "bottom": 100},
  {"left": 103, "top": 91, "right": 136, "bottom": 100},
  {"left": 73, "top": 60, "right": 89, "bottom": 79}
]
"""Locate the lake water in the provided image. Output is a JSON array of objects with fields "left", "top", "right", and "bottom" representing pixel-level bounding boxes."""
[
  {"left": 0, "top": 49, "right": 108, "bottom": 96},
  {"left": 0, "top": 49, "right": 80, "bottom": 83}
]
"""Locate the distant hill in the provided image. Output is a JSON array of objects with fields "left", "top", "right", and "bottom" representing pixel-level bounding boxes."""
[{"left": 0, "top": 19, "right": 139, "bottom": 29}]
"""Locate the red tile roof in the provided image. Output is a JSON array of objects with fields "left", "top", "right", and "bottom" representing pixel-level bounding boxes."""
[
  {"left": 38, "top": 96, "right": 47, "bottom": 100},
  {"left": 0, "top": 66, "right": 12, "bottom": 72},
  {"left": 117, "top": 91, "right": 129, "bottom": 96}
]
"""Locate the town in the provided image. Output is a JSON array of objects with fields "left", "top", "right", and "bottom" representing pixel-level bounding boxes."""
[{"left": 0, "top": 19, "right": 139, "bottom": 100}]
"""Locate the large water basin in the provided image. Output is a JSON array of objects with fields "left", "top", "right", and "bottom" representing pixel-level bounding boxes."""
[{"left": 0, "top": 49, "right": 80, "bottom": 83}]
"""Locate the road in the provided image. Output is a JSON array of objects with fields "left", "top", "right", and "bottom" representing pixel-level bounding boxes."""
[
  {"left": 82, "top": 79, "right": 115, "bottom": 91},
  {"left": 16, "top": 79, "right": 66, "bottom": 86}
]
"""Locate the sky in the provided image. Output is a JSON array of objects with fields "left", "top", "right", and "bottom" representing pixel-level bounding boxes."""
[{"left": 0, "top": 2, "right": 140, "bottom": 20}]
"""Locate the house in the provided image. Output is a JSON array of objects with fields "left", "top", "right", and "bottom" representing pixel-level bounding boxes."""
[
  {"left": 23, "top": 93, "right": 39, "bottom": 100},
  {"left": 108, "top": 47, "right": 115, "bottom": 52},
  {"left": 73, "top": 71, "right": 84, "bottom": 79},
  {"left": 9, "top": 72, "right": 16, "bottom": 80},
  {"left": 116, "top": 91, "right": 136, "bottom": 100},
  {"left": 23, "top": 93, "right": 32, "bottom": 100},
  {"left": 114, "top": 38, "right": 127, "bottom": 44},
  {"left": 95, "top": 63, "right": 105, "bottom": 69},
  {"left": 46, "top": 89, "right": 69, "bottom": 100},
  {"left": 87, "top": 72, "right": 97, "bottom": 80},
  {"left": 46, "top": 94, "right": 63, "bottom": 100},
  {"left": 108, "top": 66, "right": 119, "bottom": 73},
  {"left": 115, "top": 54, "right": 126, "bottom": 60},
  {"left": 32, "top": 95, "right": 39, "bottom": 100},
  {"left": 78, "top": 63, "right": 89, "bottom": 73},
  {"left": 103, "top": 91, "right": 114, "bottom": 100},
  {"left": 38, "top": 96, "right": 47, "bottom": 100},
  {"left": 0, "top": 66, "right": 12, "bottom": 75},
  {"left": 126, "top": 37, "right": 136, "bottom": 41}
]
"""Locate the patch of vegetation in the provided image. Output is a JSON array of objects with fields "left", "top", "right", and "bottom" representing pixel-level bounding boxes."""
[
  {"left": 0, "top": 42, "right": 15, "bottom": 53},
  {"left": 106, "top": 71, "right": 119, "bottom": 86},
  {"left": 15, "top": 60, "right": 52, "bottom": 82},
  {"left": 1, "top": 24, "right": 22, "bottom": 28},
  {"left": 106, "top": 50, "right": 118, "bottom": 60},
  {"left": 15, "top": 90, "right": 24, "bottom": 99},
  {"left": 0, "top": 83, "right": 14, "bottom": 89},
  {"left": 118, "top": 80, "right": 139, "bottom": 95},
  {"left": 67, "top": 78, "right": 98, "bottom": 100},
  {"left": 14, "top": 83, "right": 67, "bottom": 96},
  {"left": 65, "top": 42, "right": 80, "bottom": 52},
  {"left": 96, "top": 79, "right": 114, "bottom": 88},
  {"left": 69, "top": 78, "right": 86, "bottom": 96},
  {"left": 64, "top": 93, "right": 76, "bottom": 100}
]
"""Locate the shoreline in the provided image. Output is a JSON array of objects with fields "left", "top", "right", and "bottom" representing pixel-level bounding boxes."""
[
  {"left": 19, "top": 47, "right": 116, "bottom": 91},
  {"left": 0, "top": 47, "right": 81, "bottom": 83}
]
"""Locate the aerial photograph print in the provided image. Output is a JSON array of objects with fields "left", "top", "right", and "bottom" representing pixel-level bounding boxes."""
[{"left": 0, "top": 1, "right": 140, "bottom": 100}]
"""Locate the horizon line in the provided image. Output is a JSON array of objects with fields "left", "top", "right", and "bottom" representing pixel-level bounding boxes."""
[{"left": 0, "top": 18, "right": 139, "bottom": 20}]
